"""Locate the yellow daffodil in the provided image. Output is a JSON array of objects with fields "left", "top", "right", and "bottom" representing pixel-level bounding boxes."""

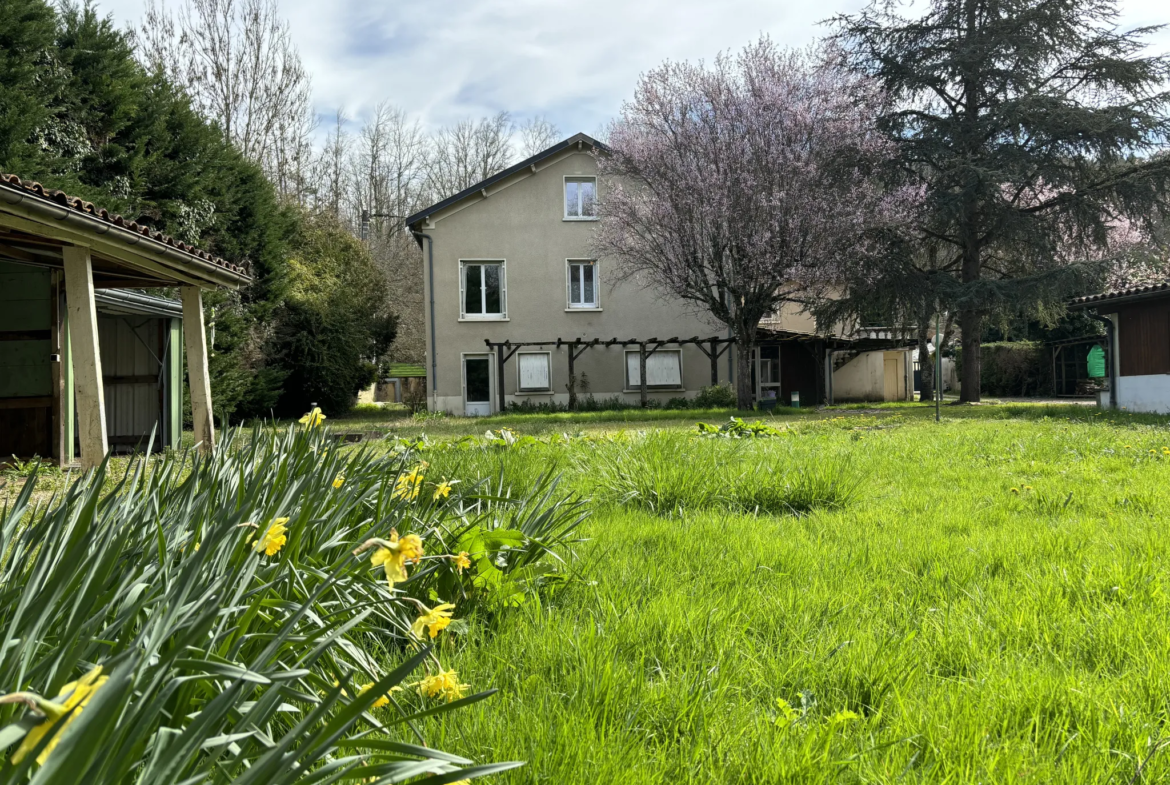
[
  {"left": 393, "top": 462, "right": 429, "bottom": 500},
  {"left": 358, "top": 682, "right": 392, "bottom": 709},
  {"left": 452, "top": 551, "right": 471, "bottom": 573},
  {"left": 12, "top": 667, "right": 109, "bottom": 765},
  {"left": 411, "top": 603, "right": 456, "bottom": 640},
  {"left": 299, "top": 407, "right": 326, "bottom": 428},
  {"left": 369, "top": 530, "right": 424, "bottom": 587},
  {"left": 1124, "top": 445, "right": 1132, "bottom": 449},
  {"left": 1010, "top": 487, "right": 1020, "bottom": 494},
  {"left": 333, "top": 473, "right": 345, "bottom": 489},
  {"left": 416, "top": 669, "right": 468, "bottom": 702},
  {"left": 432, "top": 480, "right": 453, "bottom": 500},
  {"left": 1024, "top": 485, "right": 1033, "bottom": 491},
  {"left": 253, "top": 518, "right": 290, "bottom": 556}
]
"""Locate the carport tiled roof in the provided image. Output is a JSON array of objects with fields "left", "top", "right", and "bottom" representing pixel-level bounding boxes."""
[
  {"left": 0, "top": 173, "right": 250, "bottom": 277},
  {"left": 1069, "top": 280, "right": 1170, "bottom": 308}
]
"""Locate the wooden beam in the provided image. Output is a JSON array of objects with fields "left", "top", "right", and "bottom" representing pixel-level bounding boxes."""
[
  {"left": 62, "top": 245, "right": 108, "bottom": 470},
  {"left": 182, "top": 286, "right": 214, "bottom": 452}
]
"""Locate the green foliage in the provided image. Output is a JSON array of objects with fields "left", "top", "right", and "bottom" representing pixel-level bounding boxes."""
[
  {"left": 268, "top": 211, "right": 396, "bottom": 416},
  {"left": 956, "top": 341, "right": 1053, "bottom": 397},
  {"left": 692, "top": 383, "right": 737, "bottom": 408},
  {"left": 0, "top": 425, "right": 570, "bottom": 781},
  {"left": 0, "top": 0, "right": 393, "bottom": 422},
  {"left": 696, "top": 416, "right": 787, "bottom": 438}
]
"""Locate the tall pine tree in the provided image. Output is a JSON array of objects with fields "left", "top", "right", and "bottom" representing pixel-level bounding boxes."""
[{"left": 834, "top": 0, "right": 1170, "bottom": 401}]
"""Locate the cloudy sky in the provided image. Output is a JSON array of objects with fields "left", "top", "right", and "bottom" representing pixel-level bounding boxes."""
[{"left": 101, "top": 0, "right": 1170, "bottom": 142}]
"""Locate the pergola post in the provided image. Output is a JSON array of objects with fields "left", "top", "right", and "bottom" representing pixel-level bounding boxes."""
[
  {"left": 638, "top": 343, "right": 648, "bottom": 408},
  {"left": 181, "top": 286, "right": 215, "bottom": 452},
  {"left": 62, "top": 246, "right": 108, "bottom": 470}
]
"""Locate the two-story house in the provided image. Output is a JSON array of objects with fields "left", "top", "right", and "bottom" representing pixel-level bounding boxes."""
[{"left": 405, "top": 133, "right": 912, "bottom": 414}]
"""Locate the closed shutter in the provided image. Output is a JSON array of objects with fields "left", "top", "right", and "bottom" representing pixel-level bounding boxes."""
[
  {"left": 626, "top": 350, "right": 681, "bottom": 387},
  {"left": 518, "top": 353, "right": 550, "bottom": 391}
]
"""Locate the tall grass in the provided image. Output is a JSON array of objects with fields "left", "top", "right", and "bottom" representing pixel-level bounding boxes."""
[
  {"left": 589, "top": 430, "right": 864, "bottom": 516},
  {"left": 0, "top": 425, "right": 583, "bottom": 783}
]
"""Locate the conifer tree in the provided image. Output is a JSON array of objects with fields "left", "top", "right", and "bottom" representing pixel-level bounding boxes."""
[{"left": 834, "top": 0, "right": 1170, "bottom": 401}]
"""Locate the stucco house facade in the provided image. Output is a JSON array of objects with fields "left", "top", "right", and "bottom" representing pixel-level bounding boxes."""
[{"left": 404, "top": 134, "right": 911, "bottom": 415}]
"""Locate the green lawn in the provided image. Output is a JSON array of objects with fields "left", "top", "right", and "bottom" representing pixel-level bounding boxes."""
[{"left": 397, "top": 405, "right": 1170, "bottom": 784}]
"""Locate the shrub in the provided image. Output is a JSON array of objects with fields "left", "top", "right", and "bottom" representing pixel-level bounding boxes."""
[
  {"left": 693, "top": 383, "right": 737, "bottom": 409},
  {"left": 956, "top": 341, "right": 1053, "bottom": 397},
  {"left": 0, "top": 424, "right": 582, "bottom": 781}
]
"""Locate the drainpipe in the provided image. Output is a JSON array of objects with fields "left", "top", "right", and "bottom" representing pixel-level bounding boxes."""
[
  {"left": 412, "top": 230, "right": 437, "bottom": 406},
  {"left": 1088, "top": 311, "right": 1116, "bottom": 409}
]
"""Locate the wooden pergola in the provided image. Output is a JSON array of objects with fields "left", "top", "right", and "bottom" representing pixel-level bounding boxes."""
[
  {"left": 0, "top": 174, "right": 250, "bottom": 469},
  {"left": 484, "top": 336, "right": 735, "bottom": 409}
]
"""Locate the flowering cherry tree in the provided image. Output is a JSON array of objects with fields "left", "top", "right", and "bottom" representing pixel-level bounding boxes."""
[{"left": 593, "top": 38, "right": 915, "bottom": 408}]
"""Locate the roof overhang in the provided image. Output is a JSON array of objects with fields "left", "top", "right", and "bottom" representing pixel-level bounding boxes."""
[
  {"left": 94, "top": 289, "right": 183, "bottom": 319},
  {"left": 1068, "top": 281, "right": 1170, "bottom": 311},
  {"left": 0, "top": 179, "right": 250, "bottom": 290}
]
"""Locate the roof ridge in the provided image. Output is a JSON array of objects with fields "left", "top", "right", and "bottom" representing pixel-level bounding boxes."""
[{"left": 0, "top": 173, "right": 250, "bottom": 278}]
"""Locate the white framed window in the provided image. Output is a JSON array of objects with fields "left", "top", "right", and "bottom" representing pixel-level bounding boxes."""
[
  {"left": 517, "top": 352, "right": 552, "bottom": 393},
  {"left": 625, "top": 349, "right": 683, "bottom": 389},
  {"left": 460, "top": 260, "right": 506, "bottom": 319},
  {"left": 564, "top": 177, "right": 597, "bottom": 220},
  {"left": 567, "top": 259, "right": 598, "bottom": 309}
]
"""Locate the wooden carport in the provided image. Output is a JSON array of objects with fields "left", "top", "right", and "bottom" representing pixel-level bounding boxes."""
[{"left": 0, "top": 174, "right": 250, "bottom": 469}]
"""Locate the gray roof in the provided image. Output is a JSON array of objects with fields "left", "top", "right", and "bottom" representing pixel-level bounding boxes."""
[{"left": 94, "top": 289, "right": 183, "bottom": 319}]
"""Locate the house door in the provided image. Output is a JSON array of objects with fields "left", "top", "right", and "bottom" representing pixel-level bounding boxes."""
[
  {"left": 463, "top": 355, "right": 492, "bottom": 416},
  {"left": 883, "top": 356, "right": 901, "bottom": 401}
]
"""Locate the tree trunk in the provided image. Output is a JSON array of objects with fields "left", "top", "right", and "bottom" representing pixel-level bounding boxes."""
[
  {"left": 917, "top": 322, "right": 934, "bottom": 403},
  {"left": 959, "top": 309, "right": 982, "bottom": 402},
  {"left": 735, "top": 337, "right": 754, "bottom": 410}
]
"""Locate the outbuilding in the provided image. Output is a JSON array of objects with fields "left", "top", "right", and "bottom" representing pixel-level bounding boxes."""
[
  {"left": 1069, "top": 281, "right": 1170, "bottom": 414},
  {"left": 0, "top": 174, "right": 250, "bottom": 468}
]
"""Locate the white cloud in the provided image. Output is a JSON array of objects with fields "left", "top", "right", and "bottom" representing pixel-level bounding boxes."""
[{"left": 103, "top": 0, "right": 1170, "bottom": 140}]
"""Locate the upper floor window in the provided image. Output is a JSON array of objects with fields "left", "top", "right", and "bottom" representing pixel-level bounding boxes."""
[
  {"left": 461, "top": 261, "right": 506, "bottom": 319},
  {"left": 567, "top": 260, "right": 598, "bottom": 309},
  {"left": 564, "top": 177, "right": 597, "bottom": 220}
]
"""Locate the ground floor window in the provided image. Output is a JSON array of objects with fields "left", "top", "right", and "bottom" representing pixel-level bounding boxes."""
[
  {"left": 517, "top": 352, "right": 551, "bottom": 392},
  {"left": 625, "top": 349, "right": 682, "bottom": 389}
]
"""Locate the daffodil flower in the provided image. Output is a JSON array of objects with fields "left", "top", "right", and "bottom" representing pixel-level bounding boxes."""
[
  {"left": 411, "top": 603, "right": 456, "bottom": 640},
  {"left": 365, "top": 530, "right": 424, "bottom": 587},
  {"left": 9, "top": 667, "right": 109, "bottom": 765},
  {"left": 416, "top": 669, "right": 468, "bottom": 702},
  {"left": 253, "top": 518, "right": 290, "bottom": 556},
  {"left": 358, "top": 682, "right": 392, "bottom": 709},
  {"left": 299, "top": 407, "right": 326, "bottom": 428},
  {"left": 333, "top": 473, "right": 345, "bottom": 489},
  {"left": 432, "top": 480, "right": 453, "bottom": 500},
  {"left": 452, "top": 551, "right": 471, "bottom": 573}
]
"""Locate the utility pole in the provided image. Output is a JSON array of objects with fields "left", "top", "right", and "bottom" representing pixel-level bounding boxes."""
[{"left": 360, "top": 209, "right": 407, "bottom": 242}]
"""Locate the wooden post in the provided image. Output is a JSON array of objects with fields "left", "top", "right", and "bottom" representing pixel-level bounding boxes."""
[
  {"left": 639, "top": 342, "right": 648, "bottom": 408},
  {"left": 62, "top": 307, "right": 74, "bottom": 467},
  {"left": 181, "top": 286, "right": 214, "bottom": 452},
  {"left": 710, "top": 339, "right": 719, "bottom": 386},
  {"left": 62, "top": 246, "right": 108, "bottom": 470},
  {"left": 567, "top": 341, "right": 577, "bottom": 411},
  {"left": 167, "top": 318, "right": 182, "bottom": 450},
  {"left": 496, "top": 344, "right": 506, "bottom": 415}
]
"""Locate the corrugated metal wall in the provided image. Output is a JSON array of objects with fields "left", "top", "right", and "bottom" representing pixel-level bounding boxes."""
[{"left": 98, "top": 315, "right": 164, "bottom": 445}]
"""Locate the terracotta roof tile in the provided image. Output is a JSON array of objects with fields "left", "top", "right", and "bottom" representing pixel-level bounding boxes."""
[
  {"left": 1070, "top": 280, "right": 1170, "bottom": 307},
  {"left": 0, "top": 173, "right": 250, "bottom": 279}
]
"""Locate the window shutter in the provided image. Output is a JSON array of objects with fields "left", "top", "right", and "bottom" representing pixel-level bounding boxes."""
[
  {"left": 646, "top": 351, "right": 682, "bottom": 387},
  {"left": 519, "top": 354, "right": 550, "bottom": 391}
]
